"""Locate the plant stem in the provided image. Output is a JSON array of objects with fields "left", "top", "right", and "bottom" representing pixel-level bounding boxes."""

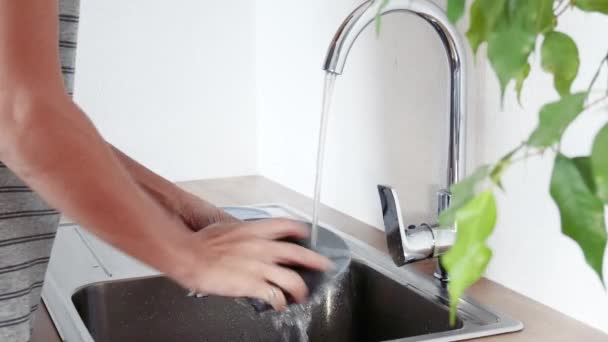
[
  {"left": 586, "top": 51, "right": 608, "bottom": 100},
  {"left": 553, "top": 0, "right": 567, "bottom": 12},
  {"left": 585, "top": 95, "right": 608, "bottom": 111},
  {"left": 486, "top": 146, "right": 545, "bottom": 192},
  {"left": 492, "top": 48, "right": 608, "bottom": 189},
  {"left": 555, "top": 1, "right": 570, "bottom": 17},
  {"left": 509, "top": 150, "right": 545, "bottom": 165}
]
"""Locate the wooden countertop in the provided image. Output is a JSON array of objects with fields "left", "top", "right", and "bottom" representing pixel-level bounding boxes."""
[{"left": 33, "top": 176, "right": 608, "bottom": 341}]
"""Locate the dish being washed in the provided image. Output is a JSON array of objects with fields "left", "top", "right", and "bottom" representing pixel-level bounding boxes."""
[{"left": 248, "top": 221, "right": 352, "bottom": 312}]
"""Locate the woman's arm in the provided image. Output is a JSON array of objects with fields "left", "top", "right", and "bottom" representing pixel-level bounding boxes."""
[
  {"left": 110, "top": 145, "right": 234, "bottom": 230},
  {"left": 0, "top": 0, "right": 331, "bottom": 310},
  {"left": 0, "top": 0, "right": 195, "bottom": 280}
]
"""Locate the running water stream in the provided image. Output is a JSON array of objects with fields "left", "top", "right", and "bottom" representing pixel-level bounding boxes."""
[
  {"left": 257, "top": 73, "right": 338, "bottom": 341},
  {"left": 311, "top": 72, "right": 338, "bottom": 248}
]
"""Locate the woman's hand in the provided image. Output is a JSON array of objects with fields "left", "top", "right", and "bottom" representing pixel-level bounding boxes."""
[{"left": 172, "top": 218, "right": 333, "bottom": 311}]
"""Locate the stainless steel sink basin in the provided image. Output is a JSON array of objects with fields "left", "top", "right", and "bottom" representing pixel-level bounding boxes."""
[
  {"left": 43, "top": 204, "right": 523, "bottom": 342},
  {"left": 72, "top": 259, "right": 462, "bottom": 342}
]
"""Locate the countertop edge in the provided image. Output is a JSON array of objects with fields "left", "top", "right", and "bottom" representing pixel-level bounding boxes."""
[{"left": 35, "top": 175, "right": 608, "bottom": 342}]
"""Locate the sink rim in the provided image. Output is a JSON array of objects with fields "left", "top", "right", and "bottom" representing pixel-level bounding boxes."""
[
  {"left": 43, "top": 203, "right": 523, "bottom": 342},
  {"left": 70, "top": 258, "right": 464, "bottom": 342}
]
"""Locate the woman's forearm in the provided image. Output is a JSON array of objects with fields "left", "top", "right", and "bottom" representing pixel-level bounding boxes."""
[
  {"left": 0, "top": 1, "right": 333, "bottom": 308},
  {"left": 0, "top": 0, "right": 199, "bottom": 283},
  {"left": 110, "top": 145, "right": 186, "bottom": 213},
  {"left": 110, "top": 145, "right": 226, "bottom": 227},
  {"left": 0, "top": 94, "right": 196, "bottom": 279}
]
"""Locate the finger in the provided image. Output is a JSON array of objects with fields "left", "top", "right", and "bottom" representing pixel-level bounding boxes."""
[
  {"left": 257, "top": 284, "right": 288, "bottom": 311},
  {"left": 256, "top": 262, "right": 309, "bottom": 304},
  {"left": 187, "top": 269, "right": 254, "bottom": 296},
  {"left": 236, "top": 240, "right": 334, "bottom": 271},
  {"left": 189, "top": 268, "right": 289, "bottom": 310},
  {"left": 245, "top": 218, "right": 310, "bottom": 240},
  {"left": 224, "top": 262, "right": 289, "bottom": 310},
  {"left": 266, "top": 241, "right": 334, "bottom": 271}
]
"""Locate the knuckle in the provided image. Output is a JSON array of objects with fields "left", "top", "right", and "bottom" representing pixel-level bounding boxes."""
[
  {"left": 240, "top": 240, "right": 262, "bottom": 254},
  {"left": 293, "top": 245, "right": 314, "bottom": 260},
  {"left": 281, "top": 269, "right": 307, "bottom": 298},
  {"left": 271, "top": 245, "right": 293, "bottom": 262},
  {"left": 278, "top": 243, "right": 306, "bottom": 261},
  {"left": 215, "top": 251, "right": 236, "bottom": 266},
  {"left": 249, "top": 243, "right": 264, "bottom": 255}
]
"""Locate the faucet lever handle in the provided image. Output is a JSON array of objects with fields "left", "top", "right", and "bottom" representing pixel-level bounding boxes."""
[
  {"left": 378, "top": 185, "right": 408, "bottom": 266},
  {"left": 377, "top": 185, "right": 435, "bottom": 266}
]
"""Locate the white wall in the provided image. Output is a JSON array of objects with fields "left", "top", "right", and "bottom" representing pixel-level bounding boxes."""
[
  {"left": 256, "top": 0, "right": 449, "bottom": 229},
  {"left": 473, "top": 10, "right": 608, "bottom": 334},
  {"left": 74, "top": 0, "right": 257, "bottom": 182}
]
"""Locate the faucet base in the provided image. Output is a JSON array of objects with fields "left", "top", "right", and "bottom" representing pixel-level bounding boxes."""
[{"left": 433, "top": 258, "right": 450, "bottom": 283}]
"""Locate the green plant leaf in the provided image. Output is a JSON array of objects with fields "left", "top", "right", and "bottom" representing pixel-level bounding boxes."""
[
  {"left": 534, "top": 0, "right": 557, "bottom": 33},
  {"left": 573, "top": 157, "right": 598, "bottom": 194},
  {"left": 375, "top": 0, "right": 390, "bottom": 34},
  {"left": 550, "top": 154, "right": 607, "bottom": 284},
  {"left": 515, "top": 63, "right": 531, "bottom": 103},
  {"left": 527, "top": 92, "right": 587, "bottom": 148},
  {"left": 591, "top": 123, "right": 608, "bottom": 203},
  {"left": 467, "top": 0, "right": 508, "bottom": 53},
  {"left": 447, "top": 0, "right": 466, "bottom": 23},
  {"left": 488, "top": 27, "right": 536, "bottom": 97},
  {"left": 574, "top": 0, "right": 608, "bottom": 14},
  {"left": 509, "top": 0, "right": 556, "bottom": 34},
  {"left": 441, "top": 190, "right": 497, "bottom": 325},
  {"left": 439, "top": 166, "right": 491, "bottom": 227},
  {"left": 498, "top": 0, "right": 557, "bottom": 99},
  {"left": 541, "top": 31, "right": 580, "bottom": 96}
]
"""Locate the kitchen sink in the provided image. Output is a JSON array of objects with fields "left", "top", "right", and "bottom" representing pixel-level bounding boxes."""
[
  {"left": 72, "top": 259, "right": 461, "bottom": 342},
  {"left": 43, "top": 204, "right": 523, "bottom": 341}
]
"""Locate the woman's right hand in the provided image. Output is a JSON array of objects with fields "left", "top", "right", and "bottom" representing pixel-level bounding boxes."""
[{"left": 170, "top": 218, "right": 333, "bottom": 311}]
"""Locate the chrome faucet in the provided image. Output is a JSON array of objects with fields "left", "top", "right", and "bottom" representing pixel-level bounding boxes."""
[{"left": 323, "top": 0, "right": 467, "bottom": 281}]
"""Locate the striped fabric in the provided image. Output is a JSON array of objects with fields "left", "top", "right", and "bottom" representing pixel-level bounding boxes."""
[{"left": 0, "top": 1, "right": 80, "bottom": 341}]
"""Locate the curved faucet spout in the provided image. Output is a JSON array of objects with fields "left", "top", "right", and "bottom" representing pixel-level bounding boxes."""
[
  {"left": 324, "top": 0, "right": 466, "bottom": 187},
  {"left": 323, "top": 0, "right": 468, "bottom": 272}
]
